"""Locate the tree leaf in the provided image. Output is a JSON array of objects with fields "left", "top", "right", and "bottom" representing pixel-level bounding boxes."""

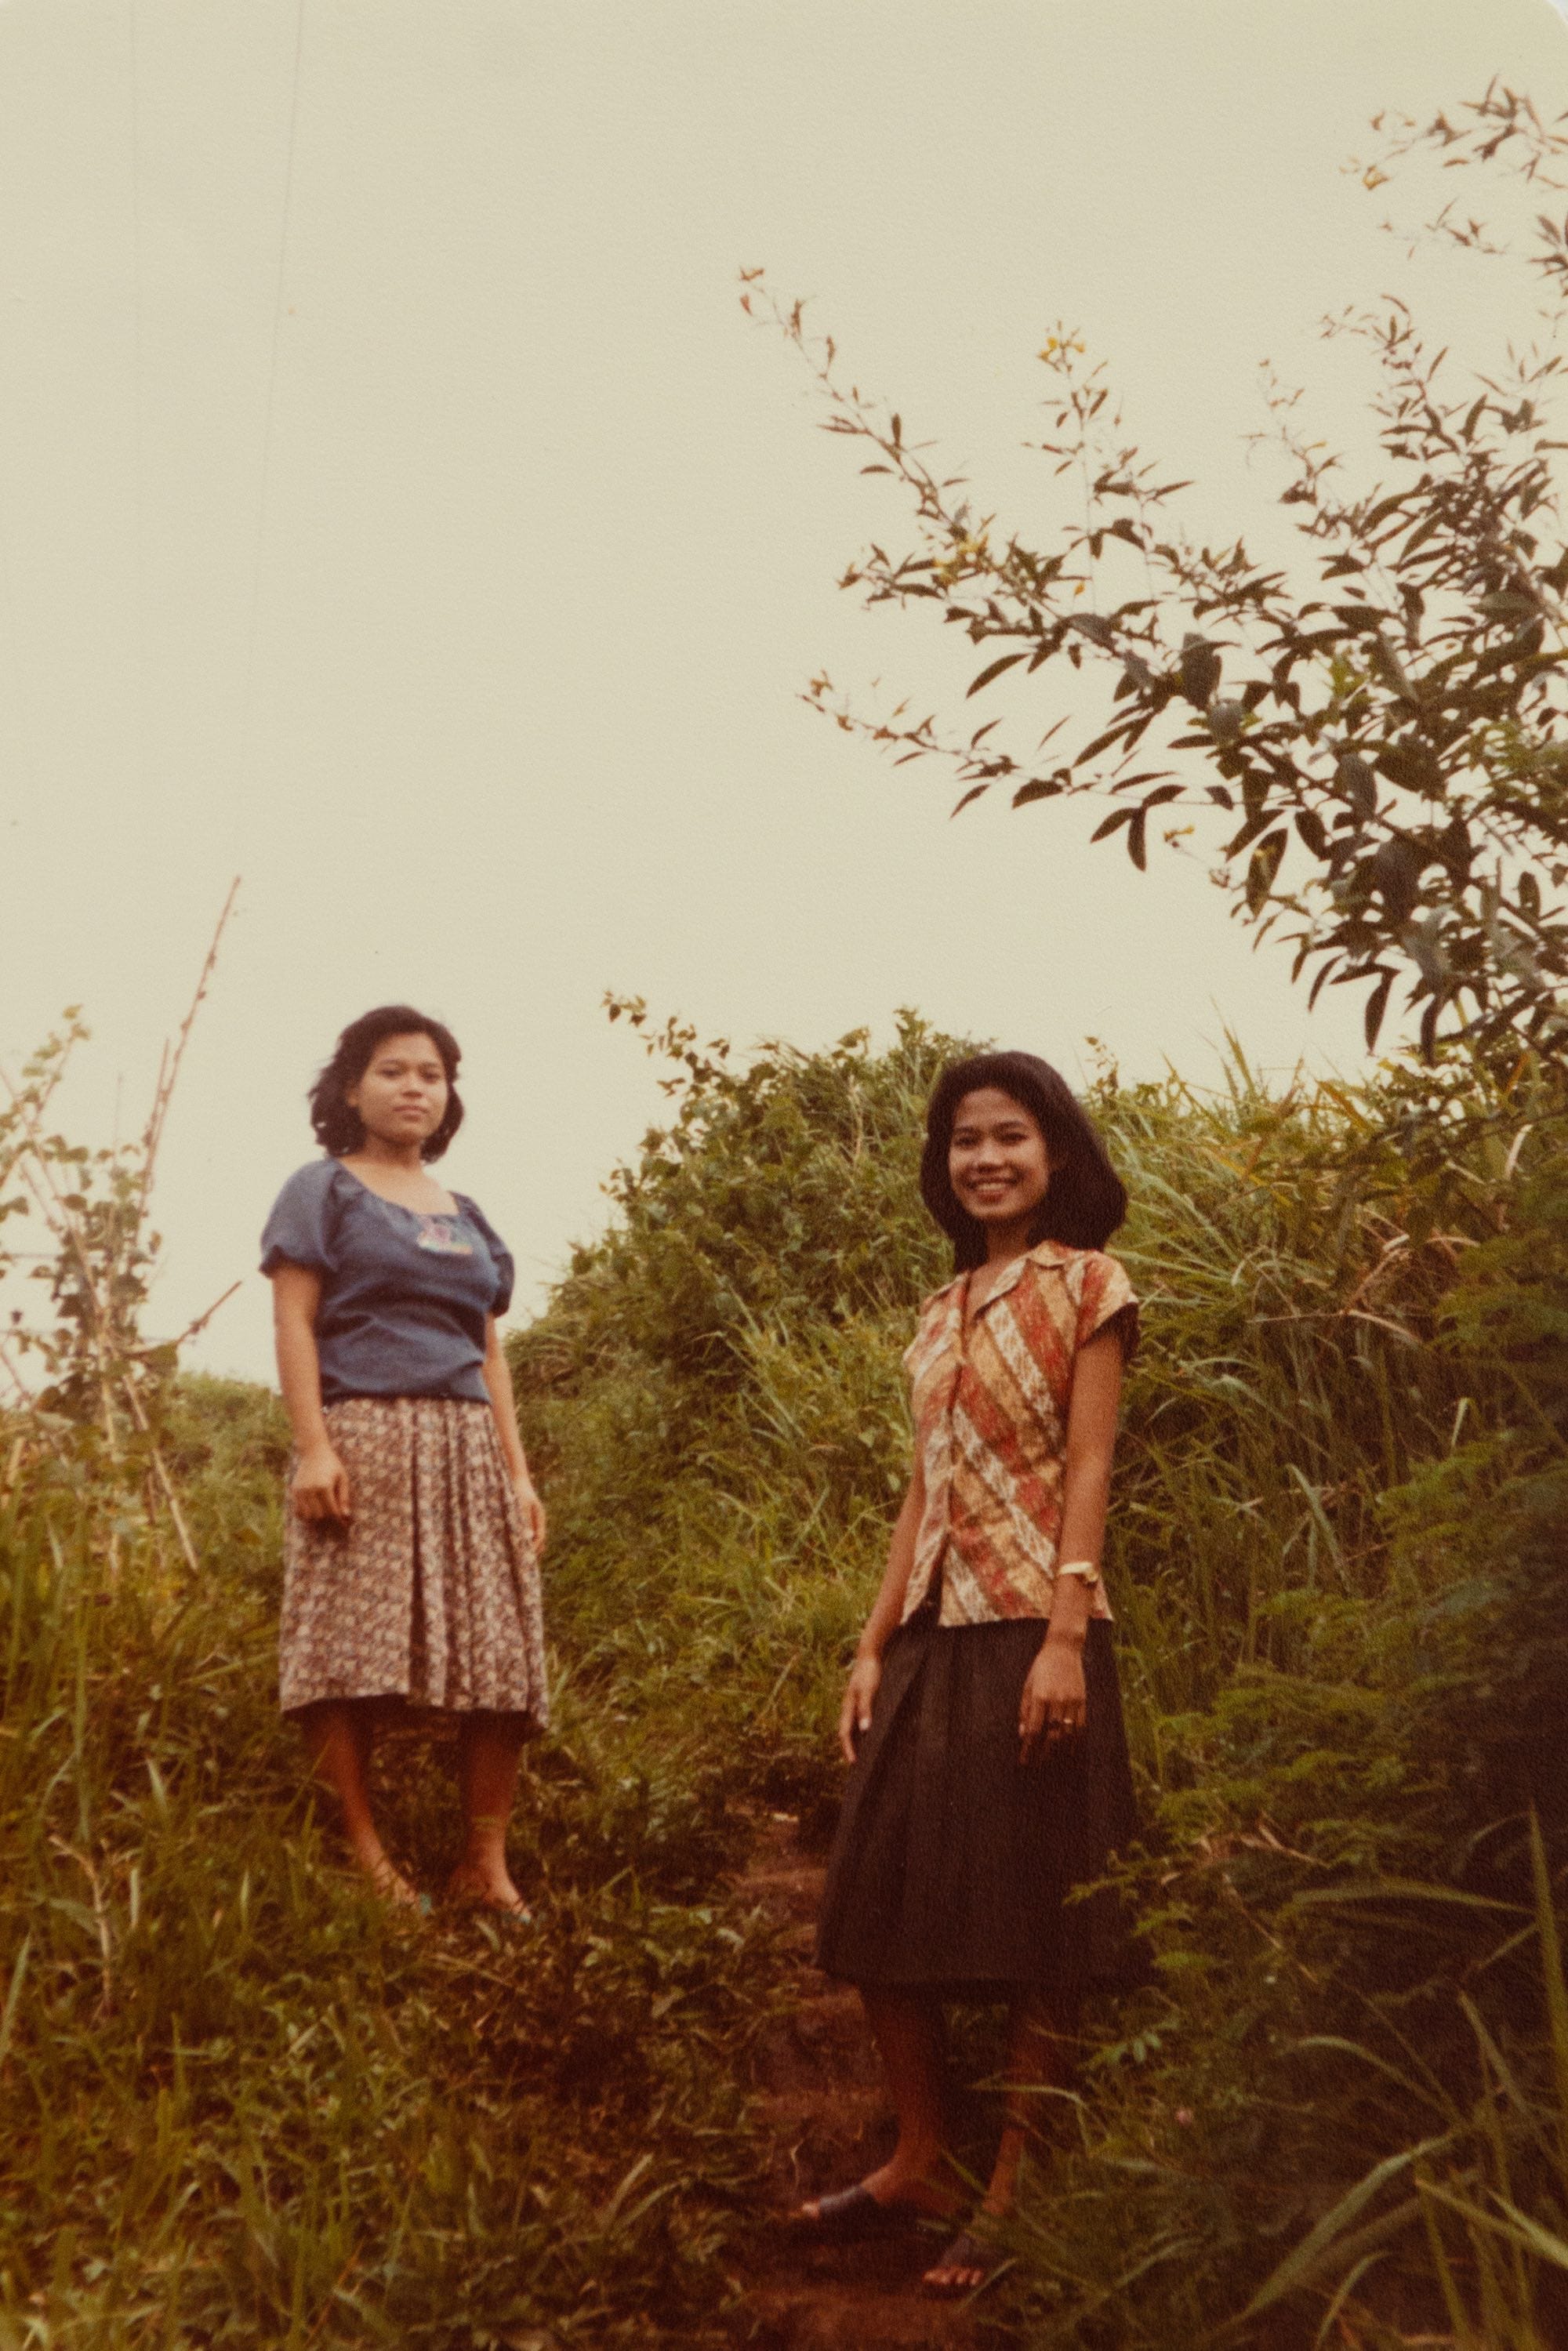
[
  {"left": 1074, "top": 718, "right": 1138, "bottom": 767},
  {"left": 1245, "top": 829, "right": 1287, "bottom": 913},
  {"left": 966, "top": 652, "right": 1026, "bottom": 698},
  {"left": 1370, "top": 636, "right": 1417, "bottom": 701},
  {"left": 1364, "top": 969, "right": 1396, "bottom": 1050},
  {"left": 1377, "top": 742, "right": 1444, "bottom": 796},
  {"left": 1370, "top": 838, "right": 1423, "bottom": 922},
  {"left": 1335, "top": 755, "right": 1378, "bottom": 819},
  {"left": 1180, "top": 640, "right": 1222, "bottom": 707},
  {"left": 1225, "top": 811, "right": 1276, "bottom": 859}
]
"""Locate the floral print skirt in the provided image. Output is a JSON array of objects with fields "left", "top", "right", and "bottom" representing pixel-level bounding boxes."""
[{"left": 278, "top": 1396, "right": 548, "bottom": 1725}]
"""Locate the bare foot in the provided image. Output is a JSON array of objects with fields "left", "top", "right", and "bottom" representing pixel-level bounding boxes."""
[
  {"left": 364, "top": 1854, "right": 423, "bottom": 1909},
  {"left": 922, "top": 2226, "right": 1000, "bottom": 2297},
  {"left": 446, "top": 1859, "right": 531, "bottom": 1916},
  {"left": 342, "top": 1824, "right": 421, "bottom": 1908}
]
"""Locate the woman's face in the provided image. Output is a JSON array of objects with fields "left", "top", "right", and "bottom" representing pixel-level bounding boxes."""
[
  {"left": 948, "top": 1087, "right": 1052, "bottom": 1231},
  {"left": 345, "top": 1032, "right": 450, "bottom": 1150}
]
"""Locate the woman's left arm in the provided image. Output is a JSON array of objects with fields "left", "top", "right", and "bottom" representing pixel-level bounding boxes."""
[
  {"left": 1018, "top": 1328, "right": 1124, "bottom": 1764},
  {"left": 481, "top": 1316, "right": 547, "bottom": 1553}
]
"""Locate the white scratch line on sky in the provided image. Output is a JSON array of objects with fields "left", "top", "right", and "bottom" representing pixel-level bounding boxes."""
[{"left": 1545, "top": 0, "right": 1568, "bottom": 27}]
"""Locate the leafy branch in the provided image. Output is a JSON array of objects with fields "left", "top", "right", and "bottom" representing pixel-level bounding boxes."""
[{"left": 743, "top": 84, "right": 1568, "bottom": 1060}]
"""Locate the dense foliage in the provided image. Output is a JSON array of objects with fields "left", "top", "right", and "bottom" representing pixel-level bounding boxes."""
[
  {"left": 5, "top": 1009, "right": 1566, "bottom": 2346},
  {"left": 0, "top": 1377, "right": 780, "bottom": 2348},
  {"left": 513, "top": 1013, "right": 1568, "bottom": 2346}
]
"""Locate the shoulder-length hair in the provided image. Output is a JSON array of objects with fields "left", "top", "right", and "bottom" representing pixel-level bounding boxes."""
[
  {"left": 920, "top": 1050, "right": 1127, "bottom": 1270},
  {"left": 308, "top": 1005, "right": 465, "bottom": 1163}
]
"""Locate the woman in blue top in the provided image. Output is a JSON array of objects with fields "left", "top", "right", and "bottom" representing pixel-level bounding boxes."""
[{"left": 261, "top": 1004, "right": 548, "bottom": 1911}]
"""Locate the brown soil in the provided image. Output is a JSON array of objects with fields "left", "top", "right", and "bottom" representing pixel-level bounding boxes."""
[{"left": 725, "top": 1813, "right": 1001, "bottom": 2351}]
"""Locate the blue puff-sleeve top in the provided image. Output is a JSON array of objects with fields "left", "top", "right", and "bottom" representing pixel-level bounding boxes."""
[{"left": 260, "top": 1160, "right": 516, "bottom": 1403}]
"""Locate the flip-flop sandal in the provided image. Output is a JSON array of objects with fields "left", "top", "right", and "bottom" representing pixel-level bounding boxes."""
[
  {"left": 922, "top": 2229, "right": 1007, "bottom": 2298},
  {"left": 793, "top": 2183, "right": 922, "bottom": 2241}
]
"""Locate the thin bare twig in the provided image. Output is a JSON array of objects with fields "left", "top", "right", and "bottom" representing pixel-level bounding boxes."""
[{"left": 136, "top": 878, "right": 239, "bottom": 1222}]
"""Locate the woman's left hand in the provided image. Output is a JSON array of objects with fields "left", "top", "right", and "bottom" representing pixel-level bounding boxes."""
[
  {"left": 1018, "top": 1635, "right": 1087, "bottom": 1765},
  {"left": 514, "top": 1477, "right": 547, "bottom": 1554}
]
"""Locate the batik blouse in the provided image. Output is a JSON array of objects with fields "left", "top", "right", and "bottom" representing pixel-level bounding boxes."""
[{"left": 900, "top": 1239, "right": 1139, "bottom": 1628}]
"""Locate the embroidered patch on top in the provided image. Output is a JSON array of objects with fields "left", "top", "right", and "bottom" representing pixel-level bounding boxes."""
[{"left": 414, "top": 1214, "right": 473, "bottom": 1255}]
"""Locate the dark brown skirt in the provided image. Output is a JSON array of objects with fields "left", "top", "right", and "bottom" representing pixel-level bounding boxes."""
[{"left": 815, "top": 1613, "right": 1149, "bottom": 1997}]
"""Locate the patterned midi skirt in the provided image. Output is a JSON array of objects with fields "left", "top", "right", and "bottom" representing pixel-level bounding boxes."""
[{"left": 278, "top": 1396, "right": 549, "bottom": 1725}]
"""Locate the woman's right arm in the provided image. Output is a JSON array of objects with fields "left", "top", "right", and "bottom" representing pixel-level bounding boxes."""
[
  {"left": 270, "top": 1263, "right": 352, "bottom": 1522},
  {"left": 838, "top": 1451, "right": 926, "bottom": 1763}
]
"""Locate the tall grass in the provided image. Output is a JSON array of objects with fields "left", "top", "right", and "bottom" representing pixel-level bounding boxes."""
[
  {"left": 511, "top": 1014, "right": 1568, "bottom": 2346},
  {"left": 5, "top": 1009, "right": 1565, "bottom": 2345},
  {"left": 0, "top": 1380, "right": 779, "bottom": 2347}
]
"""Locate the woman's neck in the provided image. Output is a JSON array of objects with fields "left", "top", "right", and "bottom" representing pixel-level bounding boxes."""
[
  {"left": 983, "top": 1217, "right": 1035, "bottom": 1267},
  {"left": 350, "top": 1135, "right": 426, "bottom": 1174}
]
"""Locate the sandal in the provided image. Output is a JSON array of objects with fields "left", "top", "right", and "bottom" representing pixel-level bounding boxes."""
[
  {"left": 793, "top": 2182, "right": 923, "bottom": 2241},
  {"left": 922, "top": 2228, "right": 1007, "bottom": 2297}
]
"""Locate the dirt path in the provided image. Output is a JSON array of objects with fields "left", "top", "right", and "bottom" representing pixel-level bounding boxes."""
[{"left": 725, "top": 1814, "right": 996, "bottom": 2351}]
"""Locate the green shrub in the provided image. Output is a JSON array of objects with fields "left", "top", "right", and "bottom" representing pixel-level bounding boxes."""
[
  {"left": 514, "top": 1016, "right": 1568, "bottom": 2346},
  {"left": 7, "top": 1010, "right": 1565, "bottom": 2346}
]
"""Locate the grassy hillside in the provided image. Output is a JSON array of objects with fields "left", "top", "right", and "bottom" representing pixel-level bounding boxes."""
[
  {"left": 0, "top": 1375, "right": 782, "bottom": 2347},
  {"left": 2, "top": 1012, "right": 1565, "bottom": 2345},
  {"left": 510, "top": 1014, "right": 1568, "bottom": 2346}
]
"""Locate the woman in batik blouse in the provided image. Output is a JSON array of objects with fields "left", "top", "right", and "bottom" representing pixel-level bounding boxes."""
[
  {"left": 261, "top": 1005, "right": 548, "bottom": 1913},
  {"left": 800, "top": 1051, "right": 1145, "bottom": 2294}
]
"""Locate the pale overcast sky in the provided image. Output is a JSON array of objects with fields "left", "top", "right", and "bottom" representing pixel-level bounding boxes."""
[{"left": 0, "top": 0, "right": 1562, "bottom": 1382}]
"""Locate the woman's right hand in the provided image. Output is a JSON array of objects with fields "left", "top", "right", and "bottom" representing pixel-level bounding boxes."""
[
  {"left": 291, "top": 1443, "right": 352, "bottom": 1524},
  {"left": 839, "top": 1652, "right": 882, "bottom": 1764}
]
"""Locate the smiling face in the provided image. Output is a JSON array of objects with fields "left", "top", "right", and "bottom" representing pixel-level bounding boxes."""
[
  {"left": 948, "top": 1087, "right": 1052, "bottom": 1239},
  {"left": 344, "top": 1032, "right": 450, "bottom": 1153}
]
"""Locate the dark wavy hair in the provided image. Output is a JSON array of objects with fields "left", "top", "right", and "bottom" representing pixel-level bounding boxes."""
[
  {"left": 308, "top": 1005, "right": 464, "bottom": 1163},
  {"left": 920, "top": 1050, "right": 1128, "bottom": 1271}
]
